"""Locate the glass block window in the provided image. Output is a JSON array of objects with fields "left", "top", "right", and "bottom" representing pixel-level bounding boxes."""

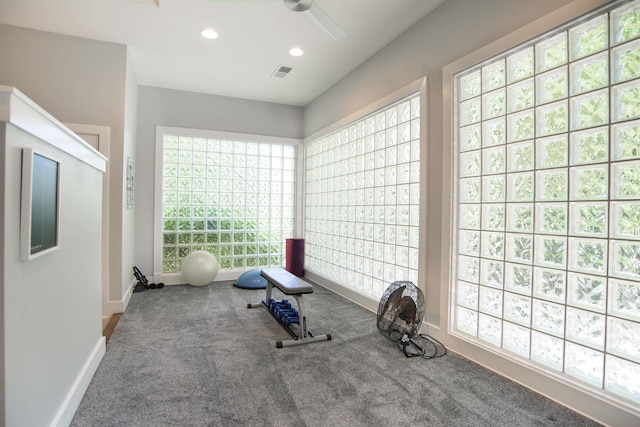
[
  {"left": 159, "top": 131, "right": 296, "bottom": 272},
  {"left": 453, "top": 0, "right": 640, "bottom": 406},
  {"left": 305, "top": 94, "right": 420, "bottom": 298}
]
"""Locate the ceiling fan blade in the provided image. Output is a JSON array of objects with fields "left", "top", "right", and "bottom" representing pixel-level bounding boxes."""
[{"left": 305, "top": 2, "right": 346, "bottom": 40}]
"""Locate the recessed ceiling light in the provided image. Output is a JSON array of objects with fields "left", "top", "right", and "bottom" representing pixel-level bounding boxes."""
[
  {"left": 289, "top": 47, "right": 304, "bottom": 57},
  {"left": 201, "top": 28, "right": 218, "bottom": 40}
]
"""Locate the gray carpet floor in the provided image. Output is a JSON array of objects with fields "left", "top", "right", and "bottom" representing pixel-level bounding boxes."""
[{"left": 71, "top": 281, "right": 602, "bottom": 427}]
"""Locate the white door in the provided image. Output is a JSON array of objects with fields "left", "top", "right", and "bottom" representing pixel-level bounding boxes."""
[{"left": 65, "top": 123, "right": 112, "bottom": 328}]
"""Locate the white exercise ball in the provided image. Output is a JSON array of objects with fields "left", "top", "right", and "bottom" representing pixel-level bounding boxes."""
[{"left": 181, "top": 250, "right": 219, "bottom": 286}]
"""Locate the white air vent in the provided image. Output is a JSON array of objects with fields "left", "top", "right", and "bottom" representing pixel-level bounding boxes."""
[{"left": 272, "top": 65, "right": 293, "bottom": 78}]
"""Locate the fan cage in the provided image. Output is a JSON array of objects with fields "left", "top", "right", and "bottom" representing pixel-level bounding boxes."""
[{"left": 376, "top": 281, "right": 425, "bottom": 342}]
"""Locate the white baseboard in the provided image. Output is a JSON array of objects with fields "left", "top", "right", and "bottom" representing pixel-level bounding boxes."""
[
  {"left": 101, "top": 316, "right": 110, "bottom": 330},
  {"left": 101, "top": 280, "right": 135, "bottom": 329},
  {"left": 304, "top": 269, "right": 379, "bottom": 313},
  {"left": 122, "top": 279, "right": 134, "bottom": 310},
  {"left": 154, "top": 269, "right": 246, "bottom": 286},
  {"left": 51, "top": 337, "right": 106, "bottom": 427},
  {"left": 421, "top": 324, "right": 640, "bottom": 426}
]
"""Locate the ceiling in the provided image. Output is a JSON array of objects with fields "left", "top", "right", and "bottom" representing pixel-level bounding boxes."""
[{"left": 0, "top": 0, "right": 446, "bottom": 106}]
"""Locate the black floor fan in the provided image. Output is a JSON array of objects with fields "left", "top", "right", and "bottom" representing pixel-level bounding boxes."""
[{"left": 376, "top": 281, "right": 446, "bottom": 359}]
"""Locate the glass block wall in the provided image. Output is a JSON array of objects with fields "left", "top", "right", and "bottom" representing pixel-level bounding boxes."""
[
  {"left": 160, "top": 133, "right": 296, "bottom": 272},
  {"left": 453, "top": 0, "right": 640, "bottom": 406},
  {"left": 305, "top": 94, "right": 420, "bottom": 299}
]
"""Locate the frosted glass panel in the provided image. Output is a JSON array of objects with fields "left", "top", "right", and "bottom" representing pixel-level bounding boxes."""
[
  {"left": 505, "top": 263, "right": 532, "bottom": 295},
  {"left": 612, "top": 38, "right": 640, "bottom": 83},
  {"left": 532, "top": 300, "right": 565, "bottom": 337},
  {"left": 536, "top": 33, "right": 567, "bottom": 72},
  {"left": 479, "top": 286, "right": 503, "bottom": 316},
  {"left": 482, "top": 89, "right": 506, "bottom": 119},
  {"left": 305, "top": 93, "right": 420, "bottom": 299},
  {"left": 570, "top": 90, "right": 608, "bottom": 130},
  {"left": 504, "top": 292, "right": 531, "bottom": 326},
  {"left": 537, "top": 135, "right": 568, "bottom": 169},
  {"left": 612, "top": 120, "right": 640, "bottom": 161},
  {"left": 483, "top": 60, "right": 506, "bottom": 92},
  {"left": 569, "top": 14, "right": 607, "bottom": 60},
  {"left": 507, "top": 141, "right": 534, "bottom": 172},
  {"left": 570, "top": 126, "right": 608, "bottom": 165},
  {"left": 458, "top": 258, "right": 478, "bottom": 284},
  {"left": 607, "top": 317, "right": 640, "bottom": 362},
  {"left": 507, "top": 79, "right": 534, "bottom": 112},
  {"left": 507, "top": 110, "right": 534, "bottom": 142},
  {"left": 457, "top": 281, "right": 479, "bottom": 309},
  {"left": 534, "top": 236, "right": 567, "bottom": 269},
  {"left": 480, "top": 259, "right": 504, "bottom": 288},
  {"left": 612, "top": 80, "right": 640, "bottom": 122},
  {"left": 505, "top": 234, "right": 533, "bottom": 264},
  {"left": 482, "top": 118, "right": 506, "bottom": 147},
  {"left": 570, "top": 53, "right": 608, "bottom": 96},
  {"left": 537, "top": 67, "right": 568, "bottom": 104},
  {"left": 478, "top": 313, "right": 503, "bottom": 346},
  {"left": 506, "top": 203, "right": 533, "bottom": 233},
  {"left": 507, "top": 48, "right": 534, "bottom": 83},
  {"left": 531, "top": 331, "right": 564, "bottom": 371},
  {"left": 453, "top": 1, "right": 640, "bottom": 405},
  {"left": 609, "top": 279, "right": 640, "bottom": 321},
  {"left": 161, "top": 134, "right": 295, "bottom": 272},
  {"left": 460, "top": 71, "right": 481, "bottom": 101},
  {"left": 535, "top": 169, "right": 567, "bottom": 201},
  {"left": 457, "top": 306, "right": 478, "bottom": 336},
  {"left": 566, "top": 307, "right": 605, "bottom": 350},
  {"left": 503, "top": 322, "right": 530, "bottom": 357},
  {"left": 606, "top": 355, "right": 640, "bottom": 402},
  {"left": 536, "top": 101, "right": 568, "bottom": 136},
  {"left": 569, "top": 202, "right": 608, "bottom": 236},
  {"left": 611, "top": 1, "right": 640, "bottom": 45},
  {"left": 611, "top": 160, "right": 640, "bottom": 199},
  {"left": 459, "top": 125, "right": 481, "bottom": 152},
  {"left": 611, "top": 201, "right": 640, "bottom": 239},
  {"left": 567, "top": 237, "right": 607, "bottom": 274},
  {"left": 565, "top": 342, "right": 603, "bottom": 386},
  {"left": 567, "top": 272, "right": 606, "bottom": 313},
  {"left": 535, "top": 203, "right": 567, "bottom": 234}
]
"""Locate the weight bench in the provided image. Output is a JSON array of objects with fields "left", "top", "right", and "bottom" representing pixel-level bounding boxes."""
[{"left": 248, "top": 267, "right": 331, "bottom": 348}]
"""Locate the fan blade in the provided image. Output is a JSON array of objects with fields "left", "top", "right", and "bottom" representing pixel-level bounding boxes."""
[{"left": 305, "top": 2, "right": 346, "bottom": 40}]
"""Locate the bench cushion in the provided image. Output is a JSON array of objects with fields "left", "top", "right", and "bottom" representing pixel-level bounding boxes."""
[{"left": 260, "top": 268, "right": 313, "bottom": 295}]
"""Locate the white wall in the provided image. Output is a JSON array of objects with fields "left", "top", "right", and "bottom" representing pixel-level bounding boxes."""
[
  {"left": 121, "top": 54, "right": 139, "bottom": 300},
  {"left": 0, "top": 87, "right": 106, "bottom": 426},
  {"left": 134, "top": 85, "right": 303, "bottom": 275}
]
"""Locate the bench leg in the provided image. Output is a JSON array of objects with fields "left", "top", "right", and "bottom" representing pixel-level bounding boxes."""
[
  {"left": 293, "top": 294, "right": 307, "bottom": 339},
  {"left": 247, "top": 281, "right": 273, "bottom": 308},
  {"left": 276, "top": 333, "right": 332, "bottom": 348},
  {"left": 247, "top": 280, "right": 331, "bottom": 347}
]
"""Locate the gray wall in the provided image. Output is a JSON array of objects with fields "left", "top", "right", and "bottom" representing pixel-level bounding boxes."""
[
  {"left": 302, "top": 0, "right": 577, "bottom": 326},
  {"left": 135, "top": 86, "right": 303, "bottom": 274},
  {"left": 0, "top": 23, "right": 134, "bottom": 307},
  {"left": 0, "top": 25, "right": 126, "bottom": 127}
]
